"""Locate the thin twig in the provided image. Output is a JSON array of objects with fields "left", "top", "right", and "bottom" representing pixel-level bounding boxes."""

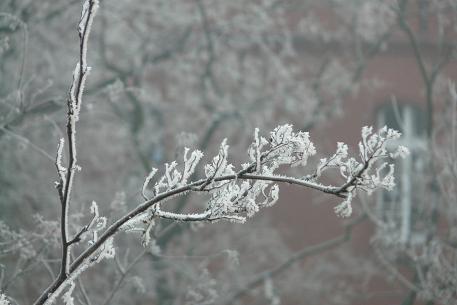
[{"left": 56, "top": 0, "right": 99, "bottom": 279}]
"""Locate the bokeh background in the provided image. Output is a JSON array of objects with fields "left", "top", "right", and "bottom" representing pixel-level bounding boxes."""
[{"left": 1, "top": 0, "right": 457, "bottom": 304}]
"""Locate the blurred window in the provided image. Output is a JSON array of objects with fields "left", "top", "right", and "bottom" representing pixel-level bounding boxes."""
[{"left": 376, "top": 103, "right": 427, "bottom": 244}]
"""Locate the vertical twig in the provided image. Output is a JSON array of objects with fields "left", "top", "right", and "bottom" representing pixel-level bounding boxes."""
[
  {"left": 34, "top": 2, "right": 99, "bottom": 304},
  {"left": 56, "top": 0, "right": 99, "bottom": 279}
]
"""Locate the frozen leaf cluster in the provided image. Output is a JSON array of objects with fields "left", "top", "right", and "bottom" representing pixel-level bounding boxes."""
[
  {"left": 200, "top": 125, "right": 319, "bottom": 222},
  {"left": 261, "top": 124, "right": 316, "bottom": 169},
  {"left": 314, "top": 126, "right": 409, "bottom": 217},
  {"left": 130, "top": 124, "right": 407, "bottom": 227},
  {"left": 205, "top": 139, "right": 234, "bottom": 180},
  {"left": 357, "top": 126, "right": 409, "bottom": 191},
  {"left": 334, "top": 192, "right": 354, "bottom": 218},
  {"left": 142, "top": 148, "right": 204, "bottom": 199},
  {"left": 205, "top": 179, "right": 279, "bottom": 223}
]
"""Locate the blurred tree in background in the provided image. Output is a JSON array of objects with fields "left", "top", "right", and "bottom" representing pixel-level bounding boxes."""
[{"left": 0, "top": 0, "right": 457, "bottom": 304}]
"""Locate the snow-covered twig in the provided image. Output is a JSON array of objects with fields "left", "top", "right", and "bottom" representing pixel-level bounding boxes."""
[
  {"left": 33, "top": 2, "right": 408, "bottom": 304},
  {"left": 55, "top": 0, "right": 98, "bottom": 279},
  {"left": 33, "top": 1, "right": 99, "bottom": 305},
  {"left": 35, "top": 122, "right": 407, "bottom": 305}
]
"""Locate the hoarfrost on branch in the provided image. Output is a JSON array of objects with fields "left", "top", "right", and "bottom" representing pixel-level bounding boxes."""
[{"left": 30, "top": 1, "right": 410, "bottom": 304}]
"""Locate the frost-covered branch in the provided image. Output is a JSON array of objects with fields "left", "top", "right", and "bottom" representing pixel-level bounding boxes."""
[
  {"left": 35, "top": 122, "right": 407, "bottom": 304},
  {"left": 56, "top": 0, "right": 98, "bottom": 277},
  {"left": 55, "top": 0, "right": 98, "bottom": 279},
  {"left": 33, "top": 1, "right": 99, "bottom": 305},
  {"left": 131, "top": 124, "right": 407, "bottom": 225},
  {"left": 32, "top": 2, "right": 410, "bottom": 304}
]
